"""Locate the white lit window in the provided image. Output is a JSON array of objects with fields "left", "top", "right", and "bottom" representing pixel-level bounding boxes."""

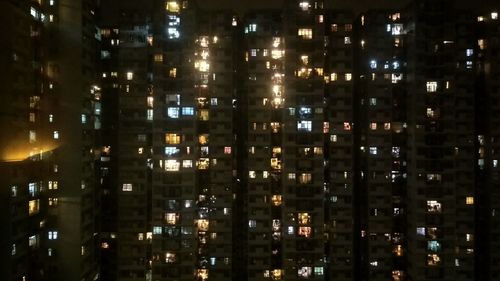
[
  {"left": 48, "top": 231, "right": 58, "bottom": 240},
  {"left": 369, "top": 147, "right": 378, "bottom": 155},
  {"left": 81, "top": 114, "right": 87, "bottom": 124},
  {"left": 288, "top": 173, "right": 296, "bottom": 180},
  {"left": 210, "top": 98, "right": 218, "bottom": 106},
  {"left": 344, "top": 36, "right": 351, "bottom": 44},
  {"left": 29, "top": 130, "right": 36, "bottom": 143},
  {"left": 165, "top": 147, "right": 180, "bottom": 156},
  {"left": 492, "top": 12, "right": 498, "bottom": 20},
  {"left": 182, "top": 160, "right": 192, "bottom": 168},
  {"left": 370, "top": 60, "right": 377, "bottom": 69},
  {"left": 167, "top": 28, "right": 180, "bottom": 39},
  {"left": 369, "top": 98, "right": 377, "bottom": 106},
  {"left": 53, "top": 131, "right": 59, "bottom": 139},
  {"left": 298, "top": 267, "right": 312, "bottom": 278},
  {"left": 126, "top": 72, "right": 133, "bottom": 80},
  {"left": 165, "top": 160, "right": 180, "bottom": 171},
  {"left": 426, "top": 81, "right": 438, "bottom": 92},
  {"left": 249, "top": 171, "right": 256, "bottom": 178},
  {"left": 345, "top": 73, "right": 352, "bottom": 81},
  {"left": 182, "top": 107, "right": 194, "bottom": 116},
  {"left": 50, "top": 0, "right": 55, "bottom": 6},
  {"left": 49, "top": 114, "right": 54, "bottom": 122},
  {"left": 248, "top": 220, "right": 256, "bottom": 228},
  {"left": 122, "top": 183, "right": 133, "bottom": 192},
  {"left": 466, "top": 49, "right": 474, "bottom": 56},
  {"left": 299, "top": 1, "right": 310, "bottom": 11},
  {"left": 297, "top": 120, "right": 312, "bottom": 132},
  {"left": 167, "top": 107, "right": 179, "bottom": 118},
  {"left": 147, "top": 109, "right": 153, "bottom": 120}
]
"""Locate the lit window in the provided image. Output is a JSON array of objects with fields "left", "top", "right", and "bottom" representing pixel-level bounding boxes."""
[
  {"left": 224, "top": 147, "right": 231, "bottom": 154},
  {"left": 492, "top": 12, "right": 498, "bottom": 20},
  {"left": 426, "top": 81, "right": 438, "bottom": 92},
  {"left": 249, "top": 171, "right": 256, "bottom": 178},
  {"left": 182, "top": 107, "right": 194, "bottom": 116},
  {"left": 29, "top": 199, "right": 40, "bottom": 215},
  {"left": 126, "top": 72, "right": 133, "bottom": 80},
  {"left": 314, "top": 267, "right": 324, "bottom": 276},
  {"left": 272, "top": 195, "right": 282, "bottom": 206},
  {"left": 182, "top": 160, "right": 192, "bottom": 168},
  {"left": 370, "top": 60, "right": 377, "bottom": 69},
  {"left": 154, "top": 54, "right": 163, "bottom": 62},
  {"left": 165, "top": 133, "right": 181, "bottom": 144},
  {"left": 167, "top": 107, "right": 179, "bottom": 118},
  {"left": 343, "top": 122, "right": 351, "bottom": 130},
  {"left": 11, "top": 186, "right": 17, "bottom": 197},
  {"left": 331, "top": 24, "right": 338, "bottom": 32},
  {"left": 466, "top": 49, "right": 473, "bottom": 57},
  {"left": 298, "top": 267, "right": 312, "bottom": 278},
  {"left": 81, "top": 114, "right": 87, "bottom": 124},
  {"left": 29, "top": 130, "right": 37, "bottom": 143},
  {"left": 169, "top": 68, "right": 177, "bottom": 77},
  {"left": 391, "top": 24, "right": 403, "bottom": 35},
  {"left": 288, "top": 173, "right": 296, "bottom": 180},
  {"left": 330, "top": 134, "right": 337, "bottom": 142},
  {"left": 53, "top": 131, "right": 59, "bottom": 139},
  {"left": 299, "top": 1, "right": 310, "bottom": 11},
  {"left": 122, "top": 183, "right": 133, "bottom": 191},
  {"left": 165, "top": 160, "right": 180, "bottom": 171},
  {"left": 344, "top": 36, "right": 351, "bottom": 44},
  {"left": 48, "top": 181, "right": 58, "bottom": 190},
  {"left": 50, "top": 0, "right": 55, "bottom": 6},
  {"left": 298, "top": 28, "right": 313, "bottom": 39},
  {"left": 48, "top": 231, "right": 58, "bottom": 240},
  {"left": 297, "top": 121, "right": 312, "bottom": 132},
  {"left": 165, "top": 1, "right": 180, "bottom": 12},
  {"left": 248, "top": 23, "right": 257, "bottom": 32},
  {"left": 428, "top": 241, "right": 441, "bottom": 252},
  {"left": 427, "top": 254, "right": 441, "bottom": 266},
  {"left": 427, "top": 200, "right": 442, "bottom": 213},
  {"left": 369, "top": 147, "right": 377, "bottom": 155},
  {"left": 345, "top": 73, "right": 352, "bottom": 81},
  {"left": 165, "top": 252, "right": 176, "bottom": 263},
  {"left": 147, "top": 109, "right": 153, "bottom": 120},
  {"left": 466, "top": 196, "right": 474, "bottom": 205},
  {"left": 370, "top": 123, "right": 377, "bottom": 130},
  {"left": 248, "top": 220, "right": 256, "bottom": 228},
  {"left": 165, "top": 213, "right": 178, "bottom": 225},
  {"left": 164, "top": 147, "right": 180, "bottom": 156},
  {"left": 298, "top": 173, "right": 312, "bottom": 184}
]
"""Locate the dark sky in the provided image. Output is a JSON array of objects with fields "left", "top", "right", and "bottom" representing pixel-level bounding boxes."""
[{"left": 196, "top": 0, "right": 498, "bottom": 14}]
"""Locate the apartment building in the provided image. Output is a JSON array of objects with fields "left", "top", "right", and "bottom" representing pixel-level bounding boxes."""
[{"left": 0, "top": 0, "right": 101, "bottom": 280}]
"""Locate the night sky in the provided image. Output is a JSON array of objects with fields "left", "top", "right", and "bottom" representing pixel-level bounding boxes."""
[{"left": 196, "top": 0, "right": 498, "bottom": 13}]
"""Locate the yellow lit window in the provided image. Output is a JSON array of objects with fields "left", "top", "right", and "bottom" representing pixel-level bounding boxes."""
[
  {"left": 197, "top": 219, "right": 209, "bottom": 231},
  {"left": 199, "top": 134, "right": 209, "bottom": 145},
  {"left": 298, "top": 28, "right": 312, "bottom": 39},
  {"left": 466, "top": 196, "right": 474, "bottom": 205},
  {"left": 271, "top": 195, "right": 282, "bottom": 206},
  {"left": 165, "top": 1, "right": 180, "bottom": 12},
  {"left": 298, "top": 173, "right": 312, "bottom": 184},
  {"left": 196, "top": 158, "right": 210, "bottom": 169},
  {"left": 165, "top": 213, "right": 178, "bottom": 225},
  {"left": 345, "top": 73, "right": 352, "bottom": 81},
  {"left": 330, "top": 73, "right": 337, "bottom": 81},
  {"left": 154, "top": 54, "right": 163, "bottom": 62},
  {"left": 169, "top": 68, "right": 177, "bottom": 77},
  {"left": 165, "top": 133, "right": 181, "bottom": 144},
  {"left": 29, "top": 199, "right": 40, "bottom": 215},
  {"left": 298, "top": 213, "right": 311, "bottom": 225},
  {"left": 198, "top": 109, "right": 209, "bottom": 121}
]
